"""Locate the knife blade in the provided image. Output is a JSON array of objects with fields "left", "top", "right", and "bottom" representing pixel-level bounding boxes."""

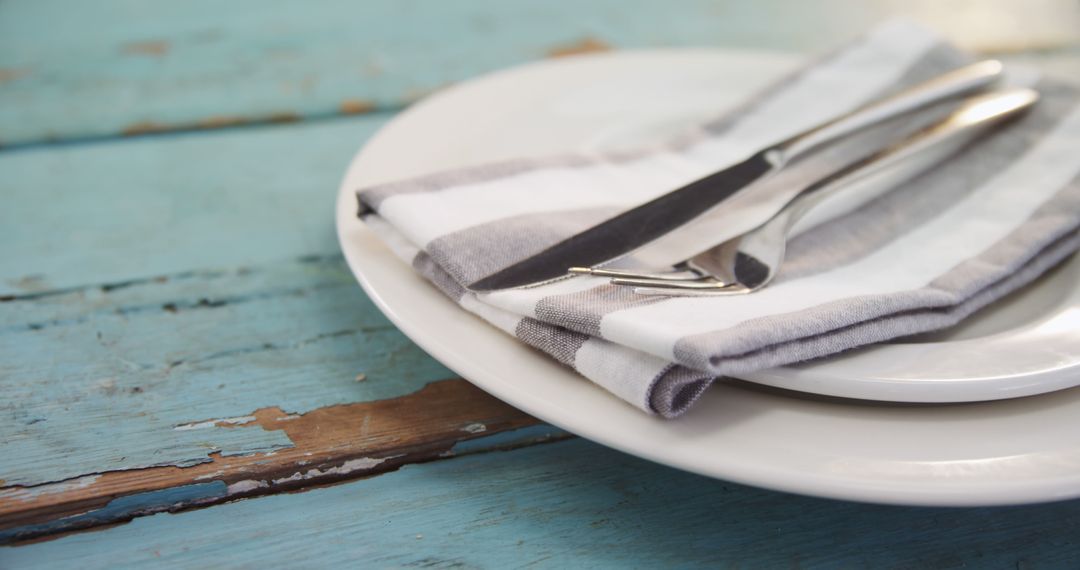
[{"left": 466, "top": 60, "right": 1003, "bottom": 292}]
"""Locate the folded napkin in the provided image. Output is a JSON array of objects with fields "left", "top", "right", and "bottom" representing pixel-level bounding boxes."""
[{"left": 356, "top": 21, "right": 1080, "bottom": 417}]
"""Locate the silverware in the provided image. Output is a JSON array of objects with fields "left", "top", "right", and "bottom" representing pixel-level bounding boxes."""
[
  {"left": 573, "top": 88, "right": 1039, "bottom": 296},
  {"left": 467, "top": 60, "right": 1005, "bottom": 292}
]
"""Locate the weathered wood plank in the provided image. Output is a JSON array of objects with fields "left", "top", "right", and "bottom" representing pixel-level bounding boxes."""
[
  {"left": 0, "top": 379, "right": 563, "bottom": 543},
  {"left": 0, "top": 254, "right": 457, "bottom": 487},
  {"left": 5, "top": 437, "right": 1080, "bottom": 568},
  {"left": 3, "top": 0, "right": 1078, "bottom": 554},
  {"left": 1, "top": 0, "right": 1076, "bottom": 145},
  {"left": 0, "top": 114, "right": 387, "bottom": 295},
  {"left": 0, "top": 108, "right": 567, "bottom": 538},
  {"left": 0, "top": 249, "right": 571, "bottom": 541}
]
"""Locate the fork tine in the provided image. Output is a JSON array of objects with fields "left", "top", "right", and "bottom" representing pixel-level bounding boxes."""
[
  {"left": 610, "top": 276, "right": 735, "bottom": 289},
  {"left": 632, "top": 285, "right": 750, "bottom": 297},
  {"left": 569, "top": 266, "right": 709, "bottom": 282}
]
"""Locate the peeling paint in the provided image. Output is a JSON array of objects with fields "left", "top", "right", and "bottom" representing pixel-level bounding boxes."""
[
  {"left": 1, "top": 380, "right": 533, "bottom": 534},
  {"left": 226, "top": 479, "right": 269, "bottom": 495},
  {"left": 462, "top": 423, "right": 487, "bottom": 434},
  {"left": 173, "top": 416, "right": 256, "bottom": 431},
  {"left": 266, "top": 112, "right": 301, "bottom": 124},
  {"left": 0, "top": 482, "right": 227, "bottom": 545},
  {"left": 0, "top": 68, "right": 29, "bottom": 85},
  {"left": 121, "top": 121, "right": 169, "bottom": 136},
  {"left": 451, "top": 425, "right": 570, "bottom": 456},
  {"left": 271, "top": 456, "right": 396, "bottom": 486},
  {"left": 547, "top": 37, "right": 612, "bottom": 58},
  {"left": 339, "top": 99, "right": 376, "bottom": 115},
  {"left": 0, "top": 475, "right": 101, "bottom": 503},
  {"left": 121, "top": 40, "right": 170, "bottom": 56},
  {"left": 197, "top": 115, "right": 248, "bottom": 129},
  {"left": 223, "top": 457, "right": 396, "bottom": 495}
]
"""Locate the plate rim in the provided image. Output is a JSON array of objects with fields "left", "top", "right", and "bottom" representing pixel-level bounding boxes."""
[{"left": 335, "top": 48, "right": 1080, "bottom": 506}]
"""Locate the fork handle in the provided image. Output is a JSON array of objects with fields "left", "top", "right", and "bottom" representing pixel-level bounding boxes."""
[
  {"left": 777, "top": 88, "right": 1039, "bottom": 234},
  {"left": 772, "top": 60, "right": 1003, "bottom": 165}
]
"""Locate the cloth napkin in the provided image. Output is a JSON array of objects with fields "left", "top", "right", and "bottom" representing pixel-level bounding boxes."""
[{"left": 355, "top": 21, "right": 1080, "bottom": 417}]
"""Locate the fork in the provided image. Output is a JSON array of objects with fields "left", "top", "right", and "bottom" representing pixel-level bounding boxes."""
[{"left": 570, "top": 88, "right": 1039, "bottom": 296}]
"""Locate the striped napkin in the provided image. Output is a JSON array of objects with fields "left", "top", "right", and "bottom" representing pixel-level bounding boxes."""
[{"left": 356, "top": 21, "right": 1080, "bottom": 417}]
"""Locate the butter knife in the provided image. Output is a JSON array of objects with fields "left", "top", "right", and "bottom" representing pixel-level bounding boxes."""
[{"left": 467, "top": 60, "right": 1003, "bottom": 292}]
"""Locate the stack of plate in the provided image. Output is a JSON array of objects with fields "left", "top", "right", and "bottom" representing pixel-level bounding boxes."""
[{"left": 336, "top": 50, "right": 1080, "bottom": 506}]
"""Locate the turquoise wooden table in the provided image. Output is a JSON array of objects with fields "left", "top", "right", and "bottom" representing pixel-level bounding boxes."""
[{"left": 3, "top": 1, "right": 1080, "bottom": 567}]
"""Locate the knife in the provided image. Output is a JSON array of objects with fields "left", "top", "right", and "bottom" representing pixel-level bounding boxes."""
[{"left": 466, "top": 60, "right": 1004, "bottom": 292}]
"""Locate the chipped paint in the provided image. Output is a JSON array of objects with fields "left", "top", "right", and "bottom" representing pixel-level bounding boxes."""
[
  {"left": 0, "top": 482, "right": 227, "bottom": 545},
  {"left": 0, "top": 475, "right": 101, "bottom": 503},
  {"left": 461, "top": 423, "right": 487, "bottom": 434},
  {"left": 0, "top": 68, "right": 29, "bottom": 85},
  {"left": 226, "top": 479, "right": 269, "bottom": 495},
  {"left": 121, "top": 40, "right": 170, "bottom": 56},
  {"left": 450, "top": 424, "right": 570, "bottom": 456},
  {"left": 121, "top": 121, "right": 168, "bottom": 136},
  {"left": 547, "top": 37, "right": 612, "bottom": 58},
  {"left": 174, "top": 416, "right": 256, "bottom": 431},
  {"left": 266, "top": 112, "right": 301, "bottom": 124},
  {"left": 1, "top": 380, "right": 532, "bottom": 535},
  {"left": 271, "top": 456, "right": 397, "bottom": 486},
  {"left": 339, "top": 99, "right": 376, "bottom": 115},
  {"left": 196, "top": 115, "right": 248, "bottom": 129},
  {"left": 222, "top": 457, "right": 398, "bottom": 496}
]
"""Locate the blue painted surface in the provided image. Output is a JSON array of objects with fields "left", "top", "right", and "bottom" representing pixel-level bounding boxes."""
[
  {"left": 6, "top": 438, "right": 1080, "bottom": 568},
  {"left": 0, "top": 0, "right": 848, "bottom": 146},
  {"left": 2, "top": 0, "right": 1080, "bottom": 563},
  {"left": 0, "top": 106, "right": 459, "bottom": 486},
  {"left": 448, "top": 424, "right": 570, "bottom": 455},
  {"left": 0, "top": 483, "right": 227, "bottom": 544},
  {"left": 5, "top": 0, "right": 1073, "bottom": 146},
  {"left": 0, "top": 254, "right": 454, "bottom": 486},
  {"left": 0, "top": 114, "right": 389, "bottom": 294}
]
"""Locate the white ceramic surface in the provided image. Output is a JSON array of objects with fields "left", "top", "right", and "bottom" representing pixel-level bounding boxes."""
[{"left": 336, "top": 49, "right": 1080, "bottom": 506}]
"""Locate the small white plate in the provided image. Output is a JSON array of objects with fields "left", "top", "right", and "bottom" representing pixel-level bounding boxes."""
[{"left": 337, "top": 49, "right": 1080, "bottom": 505}]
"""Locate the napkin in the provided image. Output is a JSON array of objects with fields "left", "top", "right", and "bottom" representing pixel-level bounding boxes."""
[{"left": 355, "top": 21, "right": 1080, "bottom": 417}]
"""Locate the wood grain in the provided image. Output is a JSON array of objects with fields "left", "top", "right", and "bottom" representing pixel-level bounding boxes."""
[
  {"left": 0, "top": 113, "right": 390, "bottom": 295},
  {"left": 0, "top": 254, "right": 460, "bottom": 486},
  {"left": 6, "top": 438, "right": 1080, "bottom": 568},
  {"left": 0, "top": 105, "right": 567, "bottom": 541},
  {"left": 0, "top": 379, "right": 563, "bottom": 543},
  {"left": 1, "top": 0, "right": 1076, "bottom": 146},
  {"left": 3, "top": 0, "right": 1080, "bottom": 557}
]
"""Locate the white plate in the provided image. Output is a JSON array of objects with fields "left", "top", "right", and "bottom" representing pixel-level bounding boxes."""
[{"left": 337, "top": 49, "right": 1080, "bottom": 505}]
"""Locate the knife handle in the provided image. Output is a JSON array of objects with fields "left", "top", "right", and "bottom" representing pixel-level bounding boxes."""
[{"left": 772, "top": 60, "right": 1003, "bottom": 165}]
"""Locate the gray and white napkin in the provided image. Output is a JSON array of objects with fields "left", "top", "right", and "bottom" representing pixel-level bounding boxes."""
[{"left": 356, "top": 21, "right": 1080, "bottom": 417}]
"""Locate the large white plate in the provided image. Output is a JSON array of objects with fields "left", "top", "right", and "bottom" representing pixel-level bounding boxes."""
[{"left": 336, "top": 49, "right": 1080, "bottom": 506}]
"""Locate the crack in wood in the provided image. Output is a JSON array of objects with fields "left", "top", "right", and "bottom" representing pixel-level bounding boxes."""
[
  {"left": 166, "top": 327, "right": 387, "bottom": 370},
  {"left": 1, "top": 255, "right": 345, "bottom": 304},
  {"left": 4, "top": 282, "right": 360, "bottom": 335}
]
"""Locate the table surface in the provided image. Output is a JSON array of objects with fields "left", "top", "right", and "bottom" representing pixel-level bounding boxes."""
[{"left": 2, "top": 1, "right": 1080, "bottom": 567}]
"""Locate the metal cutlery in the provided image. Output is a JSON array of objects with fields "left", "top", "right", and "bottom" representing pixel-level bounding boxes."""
[
  {"left": 467, "top": 60, "right": 1005, "bottom": 292},
  {"left": 571, "top": 88, "right": 1039, "bottom": 296}
]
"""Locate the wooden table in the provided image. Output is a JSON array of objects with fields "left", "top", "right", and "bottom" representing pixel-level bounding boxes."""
[{"left": 3, "top": 1, "right": 1080, "bottom": 567}]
